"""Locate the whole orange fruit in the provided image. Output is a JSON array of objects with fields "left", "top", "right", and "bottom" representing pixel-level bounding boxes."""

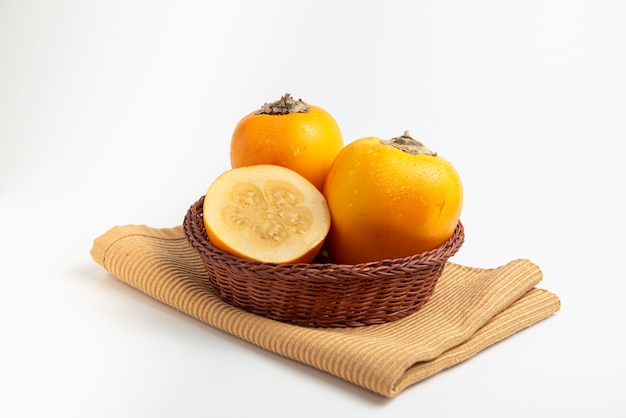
[
  {"left": 230, "top": 93, "right": 344, "bottom": 191},
  {"left": 323, "top": 132, "right": 463, "bottom": 264},
  {"left": 203, "top": 164, "right": 331, "bottom": 264}
]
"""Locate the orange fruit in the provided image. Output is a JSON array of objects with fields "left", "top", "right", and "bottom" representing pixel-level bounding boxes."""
[
  {"left": 203, "top": 164, "right": 331, "bottom": 264},
  {"left": 230, "top": 93, "right": 344, "bottom": 191},
  {"left": 323, "top": 132, "right": 463, "bottom": 264}
]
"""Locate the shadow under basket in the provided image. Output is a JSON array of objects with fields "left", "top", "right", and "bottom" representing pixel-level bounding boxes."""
[{"left": 183, "top": 196, "right": 465, "bottom": 328}]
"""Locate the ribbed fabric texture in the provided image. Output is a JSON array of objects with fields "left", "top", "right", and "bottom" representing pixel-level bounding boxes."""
[{"left": 90, "top": 224, "right": 560, "bottom": 397}]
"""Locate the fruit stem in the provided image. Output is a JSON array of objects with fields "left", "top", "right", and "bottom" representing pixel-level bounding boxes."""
[
  {"left": 382, "top": 131, "right": 436, "bottom": 156},
  {"left": 256, "top": 93, "right": 310, "bottom": 115}
]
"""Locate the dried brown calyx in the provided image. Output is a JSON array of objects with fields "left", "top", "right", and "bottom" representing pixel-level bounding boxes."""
[
  {"left": 381, "top": 131, "right": 436, "bottom": 156},
  {"left": 255, "top": 93, "right": 310, "bottom": 115}
]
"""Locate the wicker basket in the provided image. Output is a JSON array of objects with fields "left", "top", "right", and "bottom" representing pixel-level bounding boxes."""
[{"left": 183, "top": 196, "right": 464, "bottom": 328}]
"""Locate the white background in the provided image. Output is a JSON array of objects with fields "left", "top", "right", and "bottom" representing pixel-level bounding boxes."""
[{"left": 1, "top": 1, "right": 625, "bottom": 417}]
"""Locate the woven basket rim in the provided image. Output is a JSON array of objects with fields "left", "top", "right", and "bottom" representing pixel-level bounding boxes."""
[{"left": 184, "top": 195, "right": 464, "bottom": 271}]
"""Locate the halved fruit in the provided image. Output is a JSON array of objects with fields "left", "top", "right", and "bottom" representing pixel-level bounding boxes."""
[{"left": 203, "top": 164, "right": 331, "bottom": 264}]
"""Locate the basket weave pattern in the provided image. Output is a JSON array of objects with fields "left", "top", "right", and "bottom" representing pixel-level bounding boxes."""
[{"left": 183, "top": 196, "right": 464, "bottom": 328}]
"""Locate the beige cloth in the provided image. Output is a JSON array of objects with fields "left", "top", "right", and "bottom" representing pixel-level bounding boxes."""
[{"left": 90, "top": 224, "right": 560, "bottom": 397}]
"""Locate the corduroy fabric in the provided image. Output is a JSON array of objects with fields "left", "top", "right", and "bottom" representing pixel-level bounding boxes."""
[{"left": 90, "top": 224, "right": 560, "bottom": 397}]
